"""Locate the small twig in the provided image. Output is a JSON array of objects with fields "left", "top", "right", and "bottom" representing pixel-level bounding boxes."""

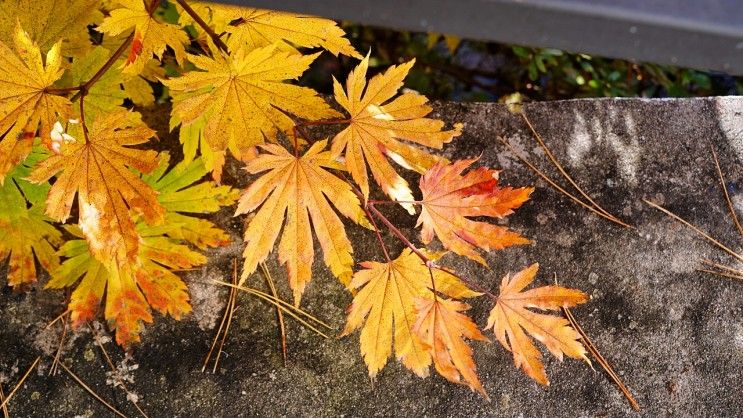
[
  {"left": 710, "top": 144, "right": 743, "bottom": 239},
  {"left": 643, "top": 199, "right": 743, "bottom": 263},
  {"left": 520, "top": 111, "right": 626, "bottom": 225},
  {"left": 212, "top": 260, "right": 239, "bottom": 373},
  {"left": 58, "top": 362, "right": 129, "bottom": 418},
  {"left": 499, "top": 136, "right": 633, "bottom": 228},
  {"left": 0, "top": 357, "right": 40, "bottom": 412},
  {"left": 260, "top": 262, "right": 288, "bottom": 365},
  {"left": 176, "top": 0, "right": 230, "bottom": 53},
  {"left": 562, "top": 308, "right": 640, "bottom": 411}
]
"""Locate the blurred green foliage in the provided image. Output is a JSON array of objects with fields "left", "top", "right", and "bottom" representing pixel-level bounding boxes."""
[{"left": 305, "top": 24, "right": 742, "bottom": 101}]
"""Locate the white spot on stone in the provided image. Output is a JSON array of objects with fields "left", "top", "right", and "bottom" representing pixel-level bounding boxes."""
[{"left": 715, "top": 97, "right": 743, "bottom": 162}]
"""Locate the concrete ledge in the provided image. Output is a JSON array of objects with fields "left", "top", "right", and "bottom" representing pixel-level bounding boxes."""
[{"left": 1, "top": 97, "right": 742, "bottom": 416}]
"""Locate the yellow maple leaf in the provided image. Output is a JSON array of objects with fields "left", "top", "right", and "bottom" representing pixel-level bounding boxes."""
[
  {"left": 179, "top": 3, "right": 360, "bottom": 58},
  {"left": 332, "top": 54, "right": 462, "bottom": 213},
  {"left": 413, "top": 297, "right": 490, "bottom": 398},
  {"left": 27, "top": 110, "right": 165, "bottom": 268},
  {"left": 485, "top": 263, "right": 589, "bottom": 385},
  {"left": 0, "top": 24, "right": 72, "bottom": 180},
  {"left": 417, "top": 159, "right": 533, "bottom": 265},
  {"left": 235, "top": 140, "right": 369, "bottom": 304},
  {"left": 97, "top": 0, "right": 188, "bottom": 75},
  {"left": 0, "top": 0, "right": 102, "bottom": 58},
  {"left": 165, "top": 44, "right": 339, "bottom": 180},
  {"left": 343, "top": 249, "right": 480, "bottom": 378}
]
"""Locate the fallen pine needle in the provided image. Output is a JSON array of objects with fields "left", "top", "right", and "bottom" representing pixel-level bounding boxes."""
[
  {"left": 643, "top": 199, "right": 743, "bottom": 263},
  {"left": 58, "top": 362, "right": 129, "bottom": 418},
  {"left": 202, "top": 267, "right": 237, "bottom": 373},
  {"left": 0, "top": 357, "right": 39, "bottom": 412},
  {"left": 49, "top": 314, "right": 69, "bottom": 376},
  {"left": 521, "top": 111, "right": 626, "bottom": 224},
  {"left": 710, "top": 144, "right": 743, "bottom": 239},
  {"left": 213, "top": 260, "right": 239, "bottom": 373},
  {"left": 260, "top": 262, "right": 288, "bottom": 365},
  {"left": 697, "top": 268, "right": 743, "bottom": 281},
  {"left": 210, "top": 280, "right": 331, "bottom": 338},
  {"left": 499, "top": 136, "right": 633, "bottom": 228},
  {"left": 563, "top": 308, "right": 640, "bottom": 411},
  {"left": 0, "top": 380, "right": 9, "bottom": 418}
]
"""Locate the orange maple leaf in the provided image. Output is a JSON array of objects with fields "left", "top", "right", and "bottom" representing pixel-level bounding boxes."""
[
  {"left": 332, "top": 54, "right": 462, "bottom": 213},
  {"left": 485, "top": 263, "right": 589, "bottom": 385},
  {"left": 235, "top": 140, "right": 369, "bottom": 304},
  {"left": 417, "top": 158, "right": 533, "bottom": 265},
  {"left": 413, "top": 297, "right": 490, "bottom": 398},
  {"left": 27, "top": 110, "right": 165, "bottom": 267}
]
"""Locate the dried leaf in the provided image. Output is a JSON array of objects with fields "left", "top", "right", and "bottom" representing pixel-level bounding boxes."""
[
  {"left": 332, "top": 54, "right": 462, "bottom": 212},
  {"left": 235, "top": 140, "right": 369, "bottom": 304},
  {"left": 344, "top": 249, "right": 480, "bottom": 378},
  {"left": 417, "top": 159, "right": 533, "bottom": 265},
  {"left": 485, "top": 264, "right": 589, "bottom": 385}
]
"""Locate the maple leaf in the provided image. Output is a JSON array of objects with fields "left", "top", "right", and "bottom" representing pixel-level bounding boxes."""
[
  {"left": 97, "top": 0, "right": 188, "bottom": 75},
  {"left": 0, "top": 23, "right": 72, "bottom": 180},
  {"left": 485, "top": 263, "right": 589, "bottom": 385},
  {"left": 235, "top": 140, "right": 369, "bottom": 304},
  {"left": 213, "top": 5, "right": 361, "bottom": 58},
  {"left": 417, "top": 159, "right": 533, "bottom": 265},
  {"left": 332, "top": 54, "right": 463, "bottom": 213},
  {"left": 165, "top": 44, "right": 339, "bottom": 180},
  {"left": 413, "top": 297, "right": 489, "bottom": 398},
  {"left": 0, "top": 0, "right": 102, "bottom": 58},
  {"left": 49, "top": 224, "right": 203, "bottom": 346},
  {"left": 141, "top": 153, "right": 239, "bottom": 250},
  {"left": 27, "top": 110, "right": 165, "bottom": 267},
  {"left": 343, "top": 249, "right": 480, "bottom": 378},
  {"left": 0, "top": 147, "right": 61, "bottom": 290}
]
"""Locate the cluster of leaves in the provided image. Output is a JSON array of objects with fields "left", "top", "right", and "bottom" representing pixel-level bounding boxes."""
[{"left": 0, "top": 0, "right": 590, "bottom": 396}]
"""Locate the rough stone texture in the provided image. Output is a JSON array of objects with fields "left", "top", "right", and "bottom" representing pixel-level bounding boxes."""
[{"left": 2, "top": 97, "right": 742, "bottom": 417}]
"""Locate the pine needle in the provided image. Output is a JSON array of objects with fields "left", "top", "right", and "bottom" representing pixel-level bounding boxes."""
[
  {"left": 0, "top": 380, "right": 9, "bottom": 418},
  {"left": 202, "top": 266, "right": 238, "bottom": 373},
  {"left": 499, "top": 136, "right": 633, "bottom": 228},
  {"left": 49, "top": 314, "right": 68, "bottom": 376},
  {"left": 643, "top": 199, "right": 743, "bottom": 263},
  {"left": 697, "top": 268, "right": 743, "bottom": 281},
  {"left": 58, "top": 362, "right": 129, "bottom": 418},
  {"left": 260, "top": 262, "right": 288, "bottom": 365},
  {"left": 700, "top": 259, "right": 743, "bottom": 278},
  {"left": 212, "top": 260, "right": 239, "bottom": 373},
  {"left": 0, "top": 357, "right": 39, "bottom": 412},
  {"left": 210, "top": 280, "right": 331, "bottom": 338},
  {"left": 710, "top": 144, "right": 743, "bottom": 239},
  {"left": 521, "top": 111, "right": 625, "bottom": 224},
  {"left": 563, "top": 308, "right": 640, "bottom": 411}
]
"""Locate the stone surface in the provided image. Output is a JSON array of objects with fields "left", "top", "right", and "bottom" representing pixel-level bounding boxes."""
[{"left": 2, "top": 97, "right": 742, "bottom": 417}]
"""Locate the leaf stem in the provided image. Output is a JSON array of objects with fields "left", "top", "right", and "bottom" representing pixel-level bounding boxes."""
[
  {"left": 176, "top": 0, "right": 230, "bottom": 54},
  {"left": 70, "top": 31, "right": 134, "bottom": 103}
]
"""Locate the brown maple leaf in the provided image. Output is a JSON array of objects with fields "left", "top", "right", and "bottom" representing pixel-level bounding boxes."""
[
  {"left": 485, "top": 263, "right": 589, "bottom": 385},
  {"left": 417, "top": 158, "right": 533, "bottom": 265}
]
